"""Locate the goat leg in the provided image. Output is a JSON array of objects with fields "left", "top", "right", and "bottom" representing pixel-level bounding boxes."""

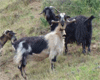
[
  {"left": 23, "top": 67, "right": 27, "bottom": 75},
  {"left": 18, "top": 65, "right": 27, "bottom": 80},
  {"left": 51, "top": 62, "right": 55, "bottom": 71},
  {"left": 65, "top": 38, "right": 68, "bottom": 55},
  {"left": 87, "top": 41, "right": 91, "bottom": 52},
  {"left": 82, "top": 41, "right": 86, "bottom": 54},
  {"left": 22, "top": 54, "right": 27, "bottom": 79},
  {"left": 18, "top": 53, "right": 27, "bottom": 79},
  {"left": 88, "top": 44, "right": 91, "bottom": 52},
  {"left": 18, "top": 63, "right": 24, "bottom": 77},
  {"left": 18, "top": 65, "right": 24, "bottom": 77},
  {"left": 65, "top": 44, "right": 68, "bottom": 55}
]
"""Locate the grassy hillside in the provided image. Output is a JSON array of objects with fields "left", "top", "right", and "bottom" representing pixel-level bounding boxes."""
[{"left": 0, "top": 0, "right": 100, "bottom": 80}]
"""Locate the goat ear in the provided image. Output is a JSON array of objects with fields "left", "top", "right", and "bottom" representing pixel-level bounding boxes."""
[
  {"left": 84, "top": 15, "right": 95, "bottom": 24},
  {"left": 3, "top": 30, "right": 8, "bottom": 35},
  {"left": 64, "top": 15, "right": 70, "bottom": 21}
]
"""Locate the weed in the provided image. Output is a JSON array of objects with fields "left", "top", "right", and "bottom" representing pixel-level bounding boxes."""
[{"left": 40, "top": 17, "right": 49, "bottom": 27}]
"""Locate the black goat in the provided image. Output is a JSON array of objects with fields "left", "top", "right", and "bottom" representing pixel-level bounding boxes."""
[
  {"left": 40, "top": 6, "right": 70, "bottom": 31},
  {"left": 40, "top": 6, "right": 59, "bottom": 31},
  {"left": 65, "top": 15, "right": 95, "bottom": 54},
  {"left": 40, "top": 7, "right": 95, "bottom": 54}
]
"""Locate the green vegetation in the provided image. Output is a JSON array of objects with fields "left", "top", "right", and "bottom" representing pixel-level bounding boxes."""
[
  {"left": 40, "top": 17, "right": 49, "bottom": 27},
  {"left": 0, "top": 0, "right": 100, "bottom": 80},
  {"left": 42, "top": 0, "right": 100, "bottom": 42},
  {"left": 42, "top": 0, "right": 100, "bottom": 17}
]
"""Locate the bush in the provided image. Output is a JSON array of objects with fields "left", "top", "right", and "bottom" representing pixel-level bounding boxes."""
[
  {"left": 40, "top": 17, "right": 49, "bottom": 27},
  {"left": 42, "top": 0, "right": 100, "bottom": 17}
]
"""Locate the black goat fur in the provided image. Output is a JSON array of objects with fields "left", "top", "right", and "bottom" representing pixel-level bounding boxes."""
[
  {"left": 12, "top": 36, "right": 48, "bottom": 54},
  {"left": 40, "top": 7, "right": 58, "bottom": 31},
  {"left": 65, "top": 15, "right": 95, "bottom": 54}
]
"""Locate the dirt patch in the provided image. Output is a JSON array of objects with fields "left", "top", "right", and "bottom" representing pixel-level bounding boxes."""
[
  {"left": 0, "top": 0, "right": 100, "bottom": 80},
  {"left": 0, "top": 1, "right": 42, "bottom": 80}
]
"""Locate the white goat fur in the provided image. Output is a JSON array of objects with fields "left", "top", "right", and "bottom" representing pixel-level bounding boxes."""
[{"left": 45, "top": 26, "right": 64, "bottom": 60}]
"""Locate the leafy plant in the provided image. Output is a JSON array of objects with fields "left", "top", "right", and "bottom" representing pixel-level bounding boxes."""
[{"left": 40, "top": 17, "right": 49, "bottom": 27}]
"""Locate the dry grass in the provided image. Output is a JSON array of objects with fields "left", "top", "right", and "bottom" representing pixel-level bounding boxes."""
[{"left": 0, "top": 0, "right": 100, "bottom": 80}]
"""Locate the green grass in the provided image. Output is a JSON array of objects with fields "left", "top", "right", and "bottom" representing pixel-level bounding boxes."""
[
  {"left": 42, "top": 0, "right": 100, "bottom": 17},
  {"left": 0, "top": 0, "right": 100, "bottom": 80},
  {"left": 22, "top": 54, "right": 100, "bottom": 80}
]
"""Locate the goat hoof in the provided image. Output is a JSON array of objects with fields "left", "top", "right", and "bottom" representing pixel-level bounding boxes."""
[
  {"left": 24, "top": 76, "right": 27, "bottom": 80},
  {"left": 18, "top": 66, "right": 21, "bottom": 69},
  {"left": 64, "top": 53, "right": 67, "bottom": 55},
  {"left": 87, "top": 50, "right": 91, "bottom": 55},
  {"left": 82, "top": 50, "right": 86, "bottom": 54},
  {"left": 88, "top": 49, "right": 91, "bottom": 52},
  {"left": 64, "top": 50, "right": 67, "bottom": 55}
]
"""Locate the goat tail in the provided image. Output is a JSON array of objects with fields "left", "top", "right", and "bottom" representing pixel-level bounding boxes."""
[{"left": 13, "top": 51, "right": 23, "bottom": 64}]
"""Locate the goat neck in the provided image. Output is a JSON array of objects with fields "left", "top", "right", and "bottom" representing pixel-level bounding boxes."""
[
  {"left": 11, "top": 35, "right": 17, "bottom": 45},
  {"left": 55, "top": 22, "right": 66, "bottom": 39}
]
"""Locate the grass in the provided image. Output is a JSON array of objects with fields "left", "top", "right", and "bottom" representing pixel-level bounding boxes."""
[
  {"left": 42, "top": 0, "right": 100, "bottom": 17},
  {"left": 0, "top": 0, "right": 100, "bottom": 80},
  {"left": 22, "top": 54, "right": 100, "bottom": 80}
]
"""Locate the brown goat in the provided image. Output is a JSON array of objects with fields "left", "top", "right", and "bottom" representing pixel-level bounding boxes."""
[{"left": 0, "top": 30, "right": 16, "bottom": 53}]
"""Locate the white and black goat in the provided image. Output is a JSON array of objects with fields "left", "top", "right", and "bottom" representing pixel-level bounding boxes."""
[
  {"left": 9, "top": 18, "right": 75, "bottom": 79},
  {"left": 0, "top": 30, "right": 16, "bottom": 53}
]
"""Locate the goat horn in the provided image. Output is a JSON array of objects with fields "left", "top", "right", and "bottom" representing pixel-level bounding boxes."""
[
  {"left": 51, "top": 20, "right": 60, "bottom": 23},
  {"left": 39, "top": 7, "right": 46, "bottom": 15},
  {"left": 39, "top": 11, "right": 44, "bottom": 15},
  {"left": 39, "top": 7, "right": 48, "bottom": 15},
  {"left": 66, "top": 19, "right": 76, "bottom": 23},
  {"left": 50, "top": 6, "right": 60, "bottom": 13}
]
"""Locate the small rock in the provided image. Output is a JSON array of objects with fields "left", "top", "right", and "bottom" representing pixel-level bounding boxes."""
[
  {"left": 77, "top": 69, "right": 80, "bottom": 72},
  {"left": 97, "top": 66, "right": 100, "bottom": 69},
  {"left": 71, "top": 71, "right": 75, "bottom": 74},
  {"left": 92, "top": 45, "right": 97, "bottom": 49},
  {"left": 66, "top": 73, "right": 69, "bottom": 75}
]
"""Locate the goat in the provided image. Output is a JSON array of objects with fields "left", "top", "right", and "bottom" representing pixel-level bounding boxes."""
[
  {"left": 40, "top": 6, "right": 70, "bottom": 31},
  {"left": 65, "top": 15, "right": 95, "bottom": 54},
  {"left": 9, "top": 18, "right": 76, "bottom": 79},
  {"left": 0, "top": 30, "right": 16, "bottom": 53},
  {"left": 39, "top": 6, "right": 60, "bottom": 31},
  {"left": 40, "top": 7, "right": 95, "bottom": 54}
]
